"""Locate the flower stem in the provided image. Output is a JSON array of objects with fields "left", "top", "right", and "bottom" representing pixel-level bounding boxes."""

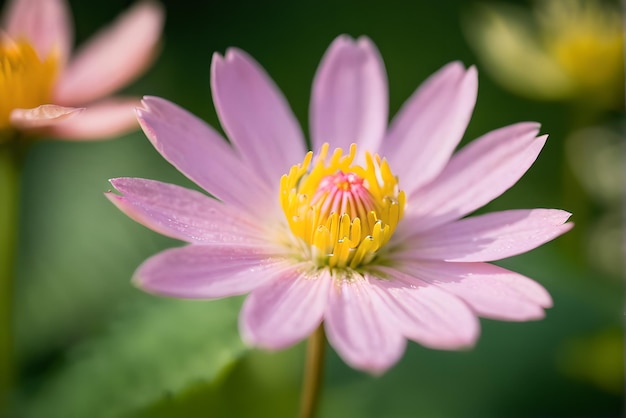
[
  {"left": 298, "top": 324, "right": 326, "bottom": 418},
  {"left": 0, "top": 136, "right": 24, "bottom": 410}
]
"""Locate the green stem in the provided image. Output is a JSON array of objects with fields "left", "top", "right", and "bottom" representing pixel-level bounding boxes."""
[
  {"left": 298, "top": 324, "right": 326, "bottom": 418},
  {"left": 0, "top": 136, "right": 25, "bottom": 411}
]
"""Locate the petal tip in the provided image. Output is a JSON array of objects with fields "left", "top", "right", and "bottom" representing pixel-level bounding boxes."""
[
  {"left": 104, "top": 191, "right": 123, "bottom": 205},
  {"left": 141, "top": 94, "right": 157, "bottom": 102},
  {"left": 224, "top": 47, "right": 245, "bottom": 62},
  {"left": 108, "top": 177, "right": 128, "bottom": 189},
  {"left": 212, "top": 48, "right": 253, "bottom": 79},
  {"left": 465, "top": 65, "right": 479, "bottom": 81},
  {"left": 558, "top": 210, "right": 574, "bottom": 224},
  {"left": 335, "top": 33, "right": 354, "bottom": 42},
  {"left": 440, "top": 60, "right": 466, "bottom": 77},
  {"left": 130, "top": 273, "right": 147, "bottom": 290},
  {"left": 127, "top": 0, "right": 165, "bottom": 30},
  {"left": 138, "top": 0, "right": 166, "bottom": 18},
  {"left": 328, "top": 34, "right": 354, "bottom": 51},
  {"left": 138, "top": 95, "right": 163, "bottom": 112},
  {"left": 210, "top": 51, "right": 224, "bottom": 67},
  {"left": 558, "top": 221, "right": 575, "bottom": 237},
  {"left": 355, "top": 35, "right": 374, "bottom": 48},
  {"left": 529, "top": 121, "right": 542, "bottom": 132},
  {"left": 10, "top": 105, "right": 85, "bottom": 129}
]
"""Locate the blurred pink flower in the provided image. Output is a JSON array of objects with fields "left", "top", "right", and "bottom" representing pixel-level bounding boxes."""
[
  {"left": 107, "top": 35, "right": 572, "bottom": 373},
  {"left": 0, "top": 0, "right": 164, "bottom": 140}
]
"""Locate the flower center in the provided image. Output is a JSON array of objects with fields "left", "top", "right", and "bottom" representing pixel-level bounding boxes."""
[
  {"left": 280, "top": 143, "right": 405, "bottom": 269},
  {"left": 0, "top": 37, "right": 59, "bottom": 130}
]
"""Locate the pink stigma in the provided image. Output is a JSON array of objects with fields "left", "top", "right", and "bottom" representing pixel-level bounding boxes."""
[{"left": 311, "top": 171, "right": 377, "bottom": 220}]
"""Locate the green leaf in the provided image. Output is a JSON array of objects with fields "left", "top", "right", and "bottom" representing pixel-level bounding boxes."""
[
  {"left": 21, "top": 296, "right": 249, "bottom": 418},
  {"left": 136, "top": 344, "right": 305, "bottom": 418}
]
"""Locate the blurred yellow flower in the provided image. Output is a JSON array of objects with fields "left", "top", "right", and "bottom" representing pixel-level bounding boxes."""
[{"left": 463, "top": 0, "right": 624, "bottom": 108}]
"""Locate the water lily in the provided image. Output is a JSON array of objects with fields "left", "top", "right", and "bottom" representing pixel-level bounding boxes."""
[
  {"left": 107, "top": 35, "right": 572, "bottom": 374},
  {"left": 0, "top": 0, "right": 164, "bottom": 141}
]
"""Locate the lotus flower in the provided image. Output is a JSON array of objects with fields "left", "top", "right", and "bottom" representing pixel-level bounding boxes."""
[
  {"left": 107, "top": 35, "right": 573, "bottom": 373},
  {"left": 0, "top": 0, "right": 163, "bottom": 141}
]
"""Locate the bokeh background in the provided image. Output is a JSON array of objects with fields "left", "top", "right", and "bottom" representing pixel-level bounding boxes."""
[{"left": 9, "top": 0, "right": 624, "bottom": 417}]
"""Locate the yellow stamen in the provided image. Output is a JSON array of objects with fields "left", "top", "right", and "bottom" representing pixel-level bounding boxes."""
[
  {"left": 0, "top": 37, "right": 59, "bottom": 131},
  {"left": 280, "top": 143, "right": 405, "bottom": 269}
]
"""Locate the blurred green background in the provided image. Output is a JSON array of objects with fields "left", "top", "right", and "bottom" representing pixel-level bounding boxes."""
[{"left": 10, "top": 0, "right": 624, "bottom": 417}]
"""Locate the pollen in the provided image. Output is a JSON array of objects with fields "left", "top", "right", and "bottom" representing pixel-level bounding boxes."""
[
  {"left": 0, "top": 37, "right": 59, "bottom": 131},
  {"left": 280, "top": 143, "right": 405, "bottom": 269}
]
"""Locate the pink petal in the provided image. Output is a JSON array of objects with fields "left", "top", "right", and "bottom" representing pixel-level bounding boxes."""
[
  {"left": 407, "top": 122, "right": 546, "bottom": 232},
  {"left": 396, "top": 209, "right": 573, "bottom": 262},
  {"left": 325, "top": 274, "right": 406, "bottom": 374},
  {"left": 381, "top": 62, "right": 478, "bottom": 194},
  {"left": 10, "top": 104, "right": 83, "bottom": 129},
  {"left": 42, "top": 97, "right": 138, "bottom": 140},
  {"left": 310, "top": 35, "right": 388, "bottom": 154},
  {"left": 211, "top": 49, "right": 306, "bottom": 189},
  {"left": 136, "top": 96, "right": 272, "bottom": 214},
  {"left": 107, "top": 177, "right": 268, "bottom": 245},
  {"left": 134, "top": 244, "right": 285, "bottom": 299},
  {"left": 54, "top": 1, "right": 164, "bottom": 105},
  {"left": 240, "top": 266, "right": 330, "bottom": 349},
  {"left": 397, "top": 260, "right": 552, "bottom": 321},
  {"left": 2, "top": 0, "right": 72, "bottom": 63},
  {"left": 367, "top": 268, "right": 479, "bottom": 350}
]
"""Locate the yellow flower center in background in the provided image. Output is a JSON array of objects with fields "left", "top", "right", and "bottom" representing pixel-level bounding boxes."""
[
  {"left": 280, "top": 143, "right": 405, "bottom": 269},
  {"left": 0, "top": 38, "right": 59, "bottom": 130},
  {"left": 540, "top": 0, "right": 623, "bottom": 95}
]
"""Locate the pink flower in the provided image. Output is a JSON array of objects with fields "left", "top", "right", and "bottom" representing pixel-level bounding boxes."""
[
  {"left": 107, "top": 35, "right": 573, "bottom": 373},
  {"left": 0, "top": 0, "right": 163, "bottom": 140}
]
